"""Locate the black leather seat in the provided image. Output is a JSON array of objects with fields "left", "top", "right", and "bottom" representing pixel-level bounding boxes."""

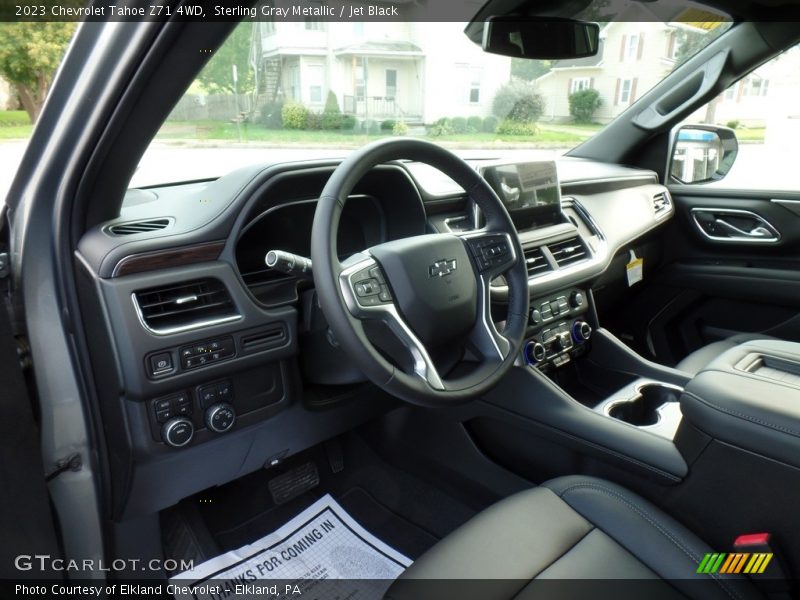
[
  {"left": 385, "top": 475, "right": 761, "bottom": 600},
  {"left": 676, "top": 333, "right": 774, "bottom": 376}
]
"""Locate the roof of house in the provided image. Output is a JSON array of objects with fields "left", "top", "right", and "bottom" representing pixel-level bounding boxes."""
[{"left": 550, "top": 39, "right": 605, "bottom": 69}]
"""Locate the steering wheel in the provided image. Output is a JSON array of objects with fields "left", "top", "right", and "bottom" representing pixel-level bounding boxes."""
[{"left": 311, "top": 138, "right": 529, "bottom": 406}]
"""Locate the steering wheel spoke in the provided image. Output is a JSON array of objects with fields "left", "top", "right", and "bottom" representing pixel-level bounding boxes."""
[
  {"left": 459, "top": 230, "right": 517, "bottom": 279},
  {"left": 339, "top": 256, "right": 445, "bottom": 390}
]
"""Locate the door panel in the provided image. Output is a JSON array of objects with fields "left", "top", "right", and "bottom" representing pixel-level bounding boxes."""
[{"left": 603, "top": 189, "right": 800, "bottom": 366}]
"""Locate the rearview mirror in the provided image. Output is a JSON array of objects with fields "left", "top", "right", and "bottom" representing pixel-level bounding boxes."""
[
  {"left": 482, "top": 18, "right": 600, "bottom": 60},
  {"left": 670, "top": 125, "right": 738, "bottom": 184}
]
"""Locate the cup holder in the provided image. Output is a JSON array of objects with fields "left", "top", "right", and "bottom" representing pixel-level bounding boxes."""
[{"left": 606, "top": 383, "right": 682, "bottom": 427}]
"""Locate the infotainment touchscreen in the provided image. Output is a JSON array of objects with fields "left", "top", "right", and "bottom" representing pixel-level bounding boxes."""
[{"left": 480, "top": 161, "right": 563, "bottom": 230}]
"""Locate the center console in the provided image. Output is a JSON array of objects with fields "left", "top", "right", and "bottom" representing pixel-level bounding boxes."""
[
  {"left": 522, "top": 287, "right": 592, "bottom": 370},
  {"left": 680, "top": 339, "right": 800, "bottom": 470}
]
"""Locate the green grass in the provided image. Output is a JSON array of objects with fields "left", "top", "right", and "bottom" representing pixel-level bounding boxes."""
[
  {"left": 0, "top": 111, "right": 32, "bottom": 138},
  {"left": 0, "top": 110, "right": 31, "bottom": 127},
  {"left": 156, "top": 120, "right": 587, "bottom": 145},
  {"left": 0, "top": 125, "right": 32, "bottom": 139},
  {"left": 732, "top": 127, "right": 765, "bottom": 142}
]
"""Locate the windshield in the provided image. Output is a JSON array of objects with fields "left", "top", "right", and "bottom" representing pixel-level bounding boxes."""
[
  {"left": 132, "top": 16, "right": 731, "bottom": 188},
  {"left": 0, "top": 9, "right": 731, "bottom": 198}
]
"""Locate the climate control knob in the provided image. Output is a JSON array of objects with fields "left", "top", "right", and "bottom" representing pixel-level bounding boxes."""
[
  {"left": 161, "top": 417, "right": 194, "bottom": 448},
  {"left": 205, "top": 403, "right": 236, "bottom": 433},
  {"left": 524, "top": 341, "right": 547, "bottom": 365},
  {"left": 572, "top": 320, "right": 592, "bottom": 343}
]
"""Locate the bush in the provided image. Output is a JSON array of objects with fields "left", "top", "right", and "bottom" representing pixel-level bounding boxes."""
[
  {"left": 428, "top": 117, "right": 453, "bottom": 137},
  {"left": 568, "top": 89, "right": 602, "bottom": 123},
  {"left": 305, "top": 112, "right": 323, "bottom": 130},
  {"left": 281, "top": 102, "right": 308, "bottom": 130},
  {"left": 492, "top": 81, "right": 546, "bottom": 123},
  {"left": 361, "top": 119, "right": 380, "bottom": 135},
  {"left": 451, "top": 116, "right": 469, "bottom": 134},
  {"left": 380, "top": 119, "right": 396, "bottom": 131},
  {"left": 726, "top": 119, "right": 740, "bottom": 129},
  {"left": 467, "top": 116, "right": 483, "bottom": 133},
  {"left": 496, "top": 119, "right": 539, "bottom": 136},
  {"left": 392, "top": 120, "right": 409, "bottom": 136},
  {"left": 482, "top": 115, "right": 499, "bottom": 133},
  {"left": 321, "top": 91, "right": 343, "bottom": 130},
  {"left": 259, "top": 101, "right": 284, "bottom": 129},
  {"left": 341, "top": 115, "right": 357, "bottom": 130}
]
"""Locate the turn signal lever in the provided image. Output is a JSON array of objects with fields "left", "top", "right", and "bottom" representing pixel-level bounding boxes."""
[{"left": 265, "top": 250, "right": 313, "bottom": 280}]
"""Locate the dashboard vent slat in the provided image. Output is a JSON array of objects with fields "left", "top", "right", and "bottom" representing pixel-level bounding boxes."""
[
  {"left": 652, "top": 191, "right": 671, "bottom": 215},
  {"left": 523, "top": 246, "right": 553, "bottom": 277},
  {"left": 548, "top": 236, "right": 589, "bottom": 268},
  {"left": 133, "top": 278, "right": 239, "bottom": 334},
  {"left": 108, "top": 218, "right": 171, "bottom": 236}
]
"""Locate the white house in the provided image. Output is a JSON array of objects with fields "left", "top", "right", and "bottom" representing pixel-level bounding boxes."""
[
  {"left": 249, "top": 20, "right": 511, "bottom": 124},
  {"left": 0, "top": 77, "right": 12, "bottom": 110},
  {"left": 535, "top": 19, "right": 692, "bottom": 123}
]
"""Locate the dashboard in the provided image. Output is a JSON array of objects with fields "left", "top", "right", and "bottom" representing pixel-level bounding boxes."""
[{"left": 75, "top": 154, "right": 674, "bottom": 519}]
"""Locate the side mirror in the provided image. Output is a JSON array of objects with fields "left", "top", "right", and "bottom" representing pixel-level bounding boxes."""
[
  {"left": 482, "top": 18, "right": 600, "bottom": 60},
  {"left": 670, "top": 125, "right": 738, "bottom": 184}
]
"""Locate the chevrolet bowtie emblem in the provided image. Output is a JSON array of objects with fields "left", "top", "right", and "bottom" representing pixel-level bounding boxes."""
[{"left": 429, "top": 258, "right": 457, "bottom": 278}]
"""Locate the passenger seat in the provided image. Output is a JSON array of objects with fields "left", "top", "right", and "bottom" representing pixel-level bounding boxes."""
[{"left": 676, "top": 333, "right": 776, "bottom": 376}]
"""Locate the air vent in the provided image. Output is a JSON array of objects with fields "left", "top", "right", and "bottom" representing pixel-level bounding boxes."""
[
  {"left": 652, "top": 191, "right": 671, "bottom": 215},
  {"left": 548, "top": 236, "right": 589, "bottom": 268},
  {"left": 523, "top": 246, "right": 553, "bottom": 277},
  {"left": 133, "top": 278, "right": 239, "bottom": 334},
  {"left": 108, "top": 218, "right": 171, "bottom": 236}
]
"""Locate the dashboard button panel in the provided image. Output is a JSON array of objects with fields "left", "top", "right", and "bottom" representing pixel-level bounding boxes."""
[
  {"left": 351, "top": 265, "right": 393, "bottom": 307},
  {"left": 179, "top": 336, "right": 235, "bottom": 370}
]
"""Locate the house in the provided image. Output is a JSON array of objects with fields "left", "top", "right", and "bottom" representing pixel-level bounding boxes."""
[
  {"left": 249, "top": 20, "right": 511, "bottom": 124},
  {"left": 535, "top": 20, "right": 695, "bottom": 123},
  {"left": 0, "top": 77, "right": 12, "bottom": 110}
]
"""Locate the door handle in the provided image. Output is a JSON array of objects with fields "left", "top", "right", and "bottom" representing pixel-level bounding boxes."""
[
  {"left": 691, "top": 208, "right": 780, "bottom": 243},
  {"left": 714, "top": 218, "right": 774, "bottom": 239}
]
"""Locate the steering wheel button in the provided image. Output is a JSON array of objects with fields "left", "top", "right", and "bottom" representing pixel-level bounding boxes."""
[
  {"left": 369, "top": 267, "right": 385, "bottom": 284},
  {"left": 358, "top": 295, "right": 382, "bottom": 307},
  {"left": 379, "top": 286, "right": 392, "bottom": 302}
]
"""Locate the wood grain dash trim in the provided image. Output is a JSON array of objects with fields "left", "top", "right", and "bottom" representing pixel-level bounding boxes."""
[{"left": 112, "top": 241, "right": 226, "bottom": 277}]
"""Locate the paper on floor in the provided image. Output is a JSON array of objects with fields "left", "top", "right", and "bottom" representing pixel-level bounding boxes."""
[{"left": 170, "top": 493, "right": 413, "bottom": 600}]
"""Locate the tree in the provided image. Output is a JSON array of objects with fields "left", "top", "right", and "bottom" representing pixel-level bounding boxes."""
[
  {"left": 0, "top": 23, "right": 76, "bottom": 123},
  {"left": 568, "top": 89, "right": 602, "bottom": 123},
  {"left": 492, "top": 81, "right": 545, "bottom": 123},
  {"left": 511, "top": 59, "right": 551, "bottom": 82},
  {"left": 673, "top": 25, "right": 726, "bottom": 68},
  {"left": 197, "top": 22, "right": 254, "bottom": 94}
]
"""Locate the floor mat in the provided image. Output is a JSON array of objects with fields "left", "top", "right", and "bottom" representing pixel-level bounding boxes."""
[
  {"left": 193, "top": 434, "right": 476, "bottom": 559},
  {"left": 170, "top": 494, "right": 412, "bottom": 600}
]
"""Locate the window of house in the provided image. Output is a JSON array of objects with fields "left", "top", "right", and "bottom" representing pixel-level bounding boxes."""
[
  {"left": 469, "top": 67, "right": 482, "bottom": 103},
  {"left": 385, "top": 69, "right": 397, "bottom": 99},
  {"left": 571, "top": 77, "right": 591, "bottom": 94},
  {"left": 307, "top": 65, "right": 323, "bottom": 104},
  {"left": 355, "top": 58, "right": 366, "bottom": 101},
  {"left": 620, "top": 78, "right": 633, "bottom": 103},
  {"left": 667, "top": 31, "right": 680, "bottom": 59},
  {"left": 305, "top": 20, "right": 325, "bottom": 31},
  {"left": 288, "top": 65, "right": 300, "bottom": 102},
  {"left": 750, "top": 78, "right": 769, "bottom": 97},
  {"left": 625, "top": 33, "right": 640, "bottom": 62}
]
